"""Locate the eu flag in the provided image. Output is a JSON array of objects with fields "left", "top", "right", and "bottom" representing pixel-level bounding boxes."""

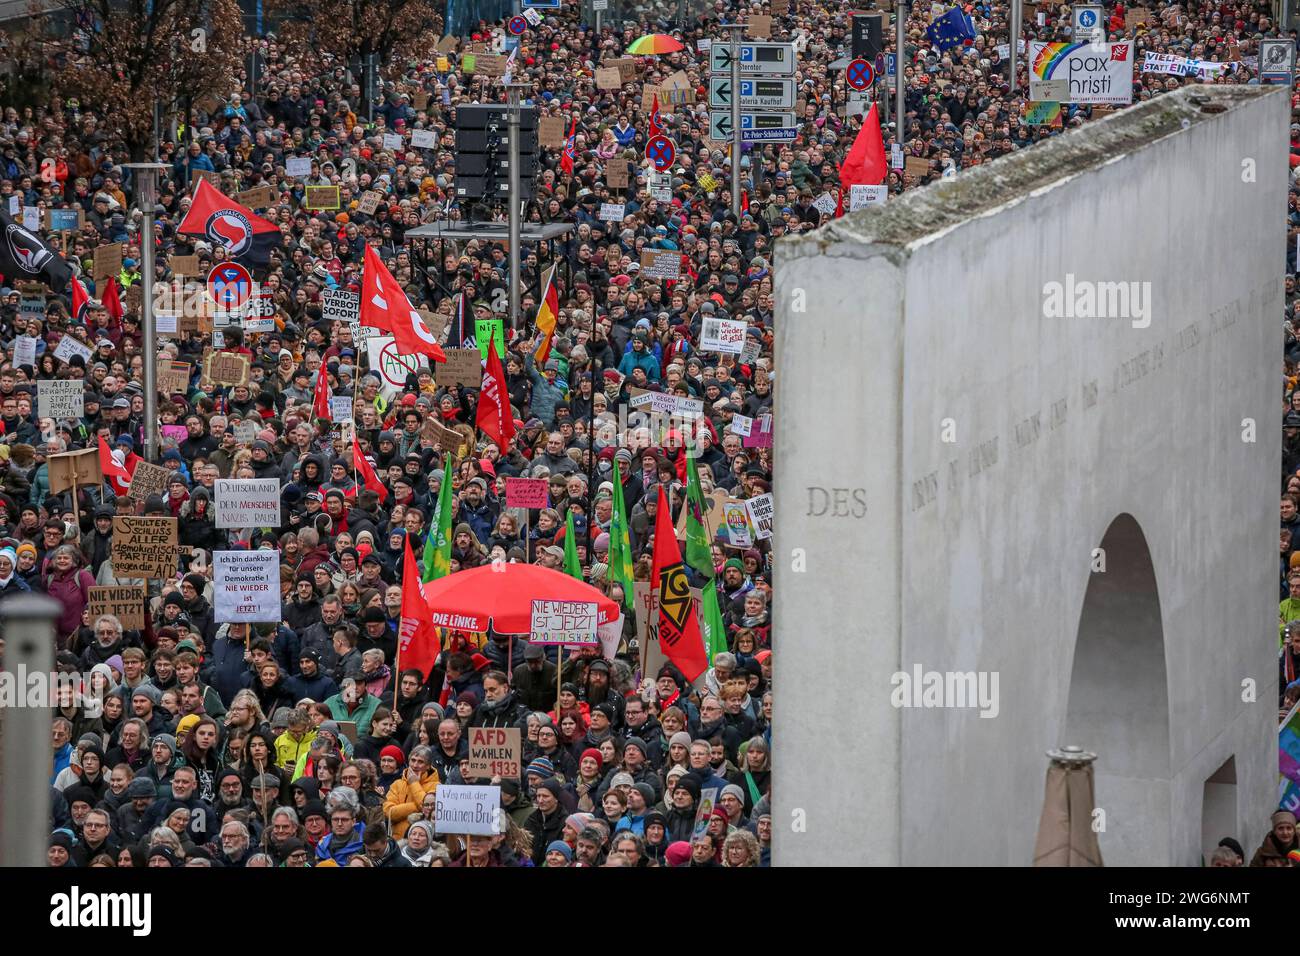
[{"left": 926, "top": 7, "right": 978, "bottom": 52}]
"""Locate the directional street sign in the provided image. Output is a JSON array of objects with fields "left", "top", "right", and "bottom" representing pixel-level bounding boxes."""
[
  {"left": 709, "top": 76, "right": 796, "bottom": 110},
  {"left": 740, "top": 112, "right": 796, "bottom": 130},
  {"left": 709, "top": 112, "right": 734, "bottom": 140},
  {"left": 709, "top": 41, "right": 797, "bottom": 76},
  {"left": 741, "top": 128, "right": 798, "bottom": 143}
]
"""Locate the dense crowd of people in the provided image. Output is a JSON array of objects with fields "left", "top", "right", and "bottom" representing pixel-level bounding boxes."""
[{"left": 0, "top": 0, "right": 1295, "bottom": 867}]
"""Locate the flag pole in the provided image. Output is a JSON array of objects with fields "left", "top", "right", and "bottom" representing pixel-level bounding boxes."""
[{"left": 896, "top": 0, "right": 907, "bottom": 154}]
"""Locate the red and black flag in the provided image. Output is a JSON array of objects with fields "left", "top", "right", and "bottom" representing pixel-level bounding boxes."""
[
  {"left": 177, "top": 179, "right": 282, "bottom": 267},
  {"left": 0, "top": 208, "right": 73, "bottom": 292}
]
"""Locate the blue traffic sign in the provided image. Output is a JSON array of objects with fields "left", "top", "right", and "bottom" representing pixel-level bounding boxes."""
[
  {"left": 208, "top": 263, "right": 253, "bottom": 310},
  {"left": 741, "top": 128, "right": 797, "bottom": 143},
  {"left": 645, "top": 135, "right": 676, "bottom": 172},
  {"left": 846, "top": 57, "right": 874, "bottom": 91},
  {"left": 886, "top": 53, "right": 896, "bottom": 77},
  {"left": 507, "top": 14, "right": 527, "bottom": 35}
]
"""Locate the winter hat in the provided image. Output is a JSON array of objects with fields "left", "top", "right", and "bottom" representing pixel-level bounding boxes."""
[
  {"left": 1273, "top": 810, "right": 1297, "bottom": 827},
  {"left": 633, "top": 782, "right": 656, "bottom": 806},
  {"left": 126, "top": 778, "right": 157, "bottom": 799},
  {"left": 610, "top": 772, "right": 635, "bottom": 789},
  {"left": 665, "top": 841, "right": 692, "bottom": 866},
  {"left": 151, "top": 734, "right": 177, "bottom": 756},
  {"left": 175, "top": 714, "right": 201, "bottom": 737},
  {"left": 147, "top": 846, "right": 179, "bottom": 866},
  {"left": 526, "top": 757, "right": 555, "bottom": 778},
  {"left": 301, "top": 800, "right": 329, "bottom": 823},
  {"left": 676, "top": 776, "right": 701, "bottom": 801},
  {"left": 721, "top": 783, "right": 745, "bottom": 804},
  {"left": 104, "top": 654, "right": 124, "bottom": 674},
  {"left": 623, "top": 737, "right": 648, "bottom": 758},
  {"left": 669, "top": 731, "right": 692, "bottom": 749},
  {"left": 380, "top": 745, "right": 406, "bottom": 765},
  {"left": 580, "top": 747, "right": 603, "bottom": 769},
  {"left": 566, "top": 812, "right": 594, "bottom": 833},
  {"left": 131, "top": 684, "right": 162, "bottom": 706},
  {"left": 536, "top": 779, "right": 564, "bottom": 800},
  {"left": 546, "top": 840, "right": 573, "bottom": 862}
]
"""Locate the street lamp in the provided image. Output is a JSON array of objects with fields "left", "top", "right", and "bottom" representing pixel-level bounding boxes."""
[{"left": 124, "top": 162, "right": 169, "bottom": 464}]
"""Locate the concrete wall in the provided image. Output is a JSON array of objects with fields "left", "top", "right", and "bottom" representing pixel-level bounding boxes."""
[{"left": 773, "top": 87, "right": 1285, "bottom": 866}]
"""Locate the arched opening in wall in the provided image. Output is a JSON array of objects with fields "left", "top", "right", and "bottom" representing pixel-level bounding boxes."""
[
  {"left": 1201, "top": 757, "right": 1237, "bottom": 866},
  {"left": 1065, "top": 513, "right": 1171, "bottom": 866}
]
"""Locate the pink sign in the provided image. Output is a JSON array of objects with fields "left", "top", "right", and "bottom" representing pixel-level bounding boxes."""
[
  {"left": 506, "top": 477, "right": 549, "bottom": 509},
  {"left": 742, "top": 414, "right": 773, "bottom": 448},
  {"left": 161, "top": 425, "right": 189, "bottom": 443}
]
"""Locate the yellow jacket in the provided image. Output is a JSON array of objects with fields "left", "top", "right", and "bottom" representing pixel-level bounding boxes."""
[
  {"left": 382, "top": 769, "right": 440, "bottom": 839},
  {"left": 276, "top": 729, "right": 317, "bottom": 775}
]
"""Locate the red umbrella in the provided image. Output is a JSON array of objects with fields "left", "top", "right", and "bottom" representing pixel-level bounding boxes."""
[{"left": 421, "top": 563, "right": 621, "bottom": 634}]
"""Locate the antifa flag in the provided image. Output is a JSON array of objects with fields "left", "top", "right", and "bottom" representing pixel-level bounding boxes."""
[
  {"left": 0, "top": 209, "right": 73, "bottom": 293},
  {"left": 177, "top": 179, "right": 282, "bottom": 267},
  {"left": 650, "top": 484, "right": 708, "bottom": 683}
]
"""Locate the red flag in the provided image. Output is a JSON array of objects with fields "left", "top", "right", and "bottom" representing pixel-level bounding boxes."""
[
  {"left": 397, "top": 539, "right": 439, "bottom": 683},
  {"left": 560, "top": 117, "right": 577, "bottom": 177},
  {"left": 177, "top": 179, "right": 283, "bottom": 266},
  {"left": 650, "top": 484, "right": 708, "bottom": 683},
  {"left": 836, "top": 103, "right": 888, "bottom": 217},
  {"left": 475, "top": 328, "right": 515, "bottom": 453},
  {"left": 98, "top": 435, "right": 130, "bottom": 482},
  {"left": 101, "top": 276, "right": 123, "bottom": 321},
  {"left": 361, "top": 245, "right": 446, "bottom": 361},
  {"left": 71, "top": 276, "right": 90, "bottom": 322},
  {"left": 352, "top": 432, "right": 388, "bottom": 503},
  {"left": 312, "top": 363, "right": 332, "bottom": 421},
  {"left": 649, "top": 94, "right": 664, "bottom": 139}
]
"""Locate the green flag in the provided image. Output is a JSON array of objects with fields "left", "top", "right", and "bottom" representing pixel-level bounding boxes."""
[
  {"left": 684, "top": 453, "right": 714, "bottom": 578},
  {"left": 608, "top": 459, "right": 635, "bottom": 608},
  {"left": 563, "top": 508, "right": 583, "bottom": 580},
  {"left": 423, "top": 456, "right": 454, "bottom": 583},
  {"left": 700, "top": 579, "right": 729, "bottom": 665}
]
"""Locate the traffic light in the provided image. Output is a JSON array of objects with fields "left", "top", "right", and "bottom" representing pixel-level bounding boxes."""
[{"left": 453, "top": 104, "right": 539, "bottom": 202}]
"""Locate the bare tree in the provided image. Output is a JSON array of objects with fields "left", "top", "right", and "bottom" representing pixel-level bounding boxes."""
[
  {"left": 35, "top": 0, "right": 245, "bottom": 160},
  {"left": 266, "top": 0, "right": 443, "bottom": 84}
]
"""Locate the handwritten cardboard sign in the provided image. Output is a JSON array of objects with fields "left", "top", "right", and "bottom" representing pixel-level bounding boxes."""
[
  {"left": 439, "top": 347, "right": 483, "bottom": 386},
  {"left": 112, "top": 516, "right": 178, "bottom": 579},
  {"left": 88, "top": 584, "right": 147, "bottom": 630},
  {"left": 127, "top": 460, "right": 173, "bottom": 503},
  {"left": 204, "top": 351, "right": 250, "bottom": 387},
  {"left": 304, "top": 185, "right": 341, "bottom": 210},
  {"left": 505, "top": 477, "right": 548, "bottom": 509}
]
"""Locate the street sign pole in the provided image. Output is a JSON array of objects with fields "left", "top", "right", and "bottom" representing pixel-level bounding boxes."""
[
  {"left": 728, "top": 23, "right": 743, "bottom": 216},
  {"left": 1010, "top": 0, "right": 1020, "bottom": 94},
  {"left": 126, "top": 162, "right": 168, "bottom": 463},
  {"left": 507, "top": 83, "right": 525, "bottom": 334},
  {"left": 896, "top": 1, "right": 907, "bottom": 152}
]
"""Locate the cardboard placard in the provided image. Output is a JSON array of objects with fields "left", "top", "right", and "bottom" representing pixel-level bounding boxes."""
[
  {"left": 47, "top": 448, "right": 101, "bottom": 495},
  {"left": 356, "top": 191, "right": 382, "bottom": 215},
  {"left": 93, "top": 243, "right": 122, "bottom": 282},
  {"left": 427, "top": 419, "right": 468, "bottom": 456},
  {"left": 111, "top": 516, "right": 178, "bottom": 579},
  {"left": 477, "top": 54, "right": 508, "bottom": 77},
  {"left": 87, "top": 584, "right": 147, "bottom": 630},
  {"left": 304, "top": 185, "right": 341, "bottom": 210},
  {"left": 905, "top": 155, "right": 931, "bottom": 179},
  {"left": 606, "top": 159, "right": 631, "bottom": 189},
  {"left": 466, "top": 727, "right": 521, "bottom": 780},
  {"left": 433, "top": 784, "right": 502, "bottom": 836},
  {"left": 53, "top": 334, "right": 94, "bottom": 366},
  {"left": 539, "top": 115, "right": 566, "bottom": 148},
  {"left": 190, "top": 168, "right": 220, "bottom": 190},
  {"left": 37, "top": 380, "right": 83, "bottom": 419},
  {"left": 640, "top": 249, "right": 681, "bottom": 280},
  {"left": 1125, "top": 7, "right": 1149, "bottom": 27},
  {"left": 505, "top": 477, "right": 548, "bottom": 509},
  {"left": 748, "top": 14, "right": 772, "bottom": 37},
  {"left": 234, "top": 185, "right": 276, "bottom": 209},
  {"left": 127, "top": 460, "right": 173, "bottom": 503},
  {"left": 436, "top": 35, "right": 459, "bottom": 53},
  {"left": 204, "top": 351, "right": 250, "bottom": 387},
  {"left": 159, "top": 361, "right": 192, "bottom": 396},
  {"left": 168, "top": 255, "right": 200, "bottom": 278},
  {"left": 439, "top": 347, "right": 483, "bottom": 386},
  {"left": 596, "top": 67, "right": 623, "bottom": 90},
  {"left": 771, "top": 0, "right": 790, "bottom": 13},
  {"left": 604, "top": 58, "right": 638, "bottom": 83}
]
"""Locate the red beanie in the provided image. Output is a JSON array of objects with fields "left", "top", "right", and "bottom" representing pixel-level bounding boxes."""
[
  {"left": 580, "top": 747, "right": 603, "bottom": 769},
  {"left": 380, "top": 745, "right": 405, "bottom": 765}
]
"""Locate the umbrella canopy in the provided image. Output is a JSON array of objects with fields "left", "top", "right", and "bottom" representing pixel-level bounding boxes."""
[
  {"left": 421, "top": 563, "right": 621, "bottom": 635},
  {"left": 627, "top": 33, "right": 684, "bottom": 55}
]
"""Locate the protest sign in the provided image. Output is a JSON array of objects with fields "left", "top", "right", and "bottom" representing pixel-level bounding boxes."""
[
  {"left": 634, "top": 581, "right": 704, "bottom": 679},
  {"left": 1028, "top": 41, "right": 1134, "bottom": 104},
  {"left": 285, "top": 156, "right": 312, "bottom": 177},
  {"left": 37, "top": 380, "right": 83, "bottom": 419},
  {"left": 233, "top": 185, "right": 276, "bottom": 209},
  {"left": 204, "top": 351, "right": 250, "bottom": 386},
  {"left": 215, "top": 478, "right": 282, "bottom": 528},
  {"left": 88, "top": 585, "right": 147, "bottom": 630},
  {"left": 233, "top": 420, "right": 260, "bottom": 445},
  {"left": 905, "top": 155, "right": 931, "bottom": 179},
  {"left": 356, "top": 191, "right": 382, "bottom": 215},
  {"left": 47, "top": 448, "right": 101, "bottom": 495},
  {"left": 700, "top": 317, "right": 747, "bottom": 354},
  {"left": 111, "top": 517, "right": 178, "bottom": 579},
  {"left": 329, "top": 396, "right": 353, "bottom": 423},
  {"left": 127, "top": 461, "right": 172, "bottom": 503},
  {"left": 439, "top": 347, "right": 483, "bottom": 386},
  {"left": 304, "top": 185, "right": 341, "bottom": 210},
  {"left": 693, "top": 787, "right": 720, "bottom": 839},
  {"left": 93, "top": 243, "right": 122, "bottom": 282},
  {"left": 213, "top": 549, "right": 281, "bottom": 622},
  {"left": 367, "top": 336, "right": 430, "bottom": 400},
  {"left": 723, "top": 500, "right": 754, "bottom": 547},
  {"left": 321, "top": 289, "right": 360, "bottom": 324},
  {"left": 410, "top": 129, "right": 438, "bottom": 149},
  {"left": 628, "top": 387, "right": 704, "bottom": 418},
  {"left": 161, "top": 425, "right": 188, "bottom": 444},
  {"left": 640, "top": 249, "right": 681, "bottom": 280},
  {"left": 730, "top": 413, "right": 753, "bottom": 436},
  {"left": 159, "top": 361, "right": 191, "bottom": 397},
  {"left": 13, "top": 336, "right": 36, "bottom": 369},
  {"left": 599, "top": 202, "right": 625, "bottom": 222},
  {"left": 606, "top": 159, "right": 631, "bottom": 189},
  {"left": 850, "top": 184, "right": 888, "bottom": 210},
  {"left": 506, "top": 477, "right": 549, "bottom": 509},
  {"left": 425, "top": 419, "right": 468, "bottom": 456},
  {"left": 748, "top": 13, "right": 772, "bottom": 36},
  {"left": 475, "top": 317, "right": 506, "bottom": 359},
  {"left": 539, "top": 116, "right": 566, "bottom": 148},
  {"left": 382, "top": 132, "right": 404, "bottom": 152},
  {"left": 466, "top": 727, "right": 522, "bottom": 780},
  {"left": 743, "top": 413, "right": 773, "bottom": 448},
  {"left": 746, "top": 492, "right": 774, "bottom": 540},
  {"left": 529, "top": 599, "right": 599, "bottom": 645},
  {"left": 45, "top": 207, "right": 84, "bottom": 232},
  {"left": 433, "top": 784, "right": 502, "bottom": 835},
  {"left": 596, "top": 67, "right": 623, "bottom": 90},
  {"left": 605, "top": 57, "right": 638, "bottom": 83},
  {"left": 168, "top": 254, "right": 200, "bottom": 279},
  {"left": 53, "top": 334, "right": 94, "bottom": 366}
]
